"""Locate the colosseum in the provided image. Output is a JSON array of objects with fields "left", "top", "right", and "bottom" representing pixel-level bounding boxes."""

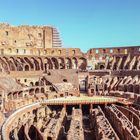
[{"left": 0, "top": 23, "right": 140, "bottom": 140}]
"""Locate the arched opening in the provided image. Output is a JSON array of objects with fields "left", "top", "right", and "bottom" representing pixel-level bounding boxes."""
[
  {"left": 15, "top": 57, "right": 24, "bottom": 71},
  {"left": 4, "top": 57, "right": 16, "bottom": 71},
  {"left": 25, "top": 65, "right": 29, "bottom": 71},
  {"left": 18, "top": 125, "right": 28, "bottom": 140},
  {"left": 44, "top": 58, "right": 53, "bottom": 70},
  {"left": 41, "top": 88, "right": 45, "bottom": 93},
  {"left": 24, "top": 57, "right": 34, "bottom": 70},
  {"left": 35, "top": 88, "right": 40, "bottom": 94},
  {"left": 37, "top": 57, "right": 44, "bottom": 70},
  {"left": 8, "top": 92, "right": 12, "bottom": 100},
  {"left": 72, "top": 58, "right": 78, "bottom": 69},
  {"left": 9, "top": 130, "right": 15, "bottom": 140},
  {"left": 18, "top": 91, "right": 23, "bottom": 98},
  {"left": 29, "top": 89, "right": 35, "bottom": 96},
  {"left": 78, "top": 58, "right": 87, "bottom": 70},
  {"left": 44, "top": 63, "right": 48, "bottom": 71},
  {"left": 35, "top": 81, "right": 39, "bottom": 86},
  {"left": 28, "top": 125, "right": 43, "bottom": 140},
  {"left": 58, "top": 58, "right": 65, "bottom": 69},
  {"left": 51, "top": 57, "right": 59, "bottom": 69},
  {"left": 63, "top": 79, "right": 68, "bottom": 82},
  {"left": 30, "top": 82, "right": 34, "bottom": 86},
  {"left": 0, "top": 57, "right": 10, "bottom": 72},
  {"left": 99, "top": 64, "right": 105, "bottom": 70},
  {"left": 47, "top": 137, "right": 52, "bottom": 140},
  {"left": 9, "top": 60, "right": 16, "bottom": 71},
  {"left": 79, "top": 80, "right": 87, "bottom": 92},
  {"left": 13, "top": 92, "right": 18, "bottom": 99},
  {"left": 65, "top": 58, "right": 72, "bottom": 69},
  {"left": 72, "top": 50, "right": 75, "bottom": 54},
  {"left": 31, "top": 58, "right": 40, "bottom": 71}
]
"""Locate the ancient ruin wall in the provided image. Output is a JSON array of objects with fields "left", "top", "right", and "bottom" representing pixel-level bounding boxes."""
[{"left": 0, "top": 23, "right": 62, "bottom": 49}]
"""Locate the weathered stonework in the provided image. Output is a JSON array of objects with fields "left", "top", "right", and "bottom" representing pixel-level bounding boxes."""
[
  {"left": 0, "top": 23, "right": 140, "bottom": 140},
  {"left": 0, "top": 23, "right": 61, "bottom": 49}
]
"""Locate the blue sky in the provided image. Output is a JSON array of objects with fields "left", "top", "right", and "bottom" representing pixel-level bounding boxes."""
[{"left": 0, "top": 0, "right": 140, "bottom": 52}]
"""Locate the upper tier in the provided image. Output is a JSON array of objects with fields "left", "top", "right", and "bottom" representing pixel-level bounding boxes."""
[{"left": 0, "top": 23, "right": 62, "bottom": 48}]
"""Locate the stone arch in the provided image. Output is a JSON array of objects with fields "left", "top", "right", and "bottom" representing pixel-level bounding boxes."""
[
  {"left": 28, "top": 125, "right": 43, "bottom": 140},
  {"left": 31, "top": 57, "right": 40, "bottom": 71},
  {"left": 44, "top": 57, "right": 53, "bottom": 70},
  {"left": 16, "top": 57, "right": 26, "bottom": 71},
  {"left": 9, "top": 60, "right": 16, "bottom": 71},
  {"left": 30, "top": 82, "right": 34, "bottom": 86},
  {"left": 37, "top": 57, "right": 44, "bottom": 71},
  {"left": 35, "top": 81, "right": 39, "bottom": 86},
  {"left": 0, "top": 57, "right": 10, "bottom": 73},
  {"left": 18, "top": 91, "right": 23, "bottom": 98},
  {"left": 41, "top": 88, "right": 45, "bottom": 93},
  {"left": 29, "top": 89, "right": 35, "bottom": 96},
  {"left": 47, "top": 137, "right": 52, "bottom": 140},
  {"left": 7, "top": 92, "right": 13, "bottom": 100},
  {"left": 78, "top": 57, "right": 87, "bottom": 70},
  {"left": 24, "top": 57, "right": 34, "bottom": 70},
  {"left": 65, "top": 57, "right": 72, "bottom": 69},
  {"left": 24, "top": 64, "right": 30, "bottom": 71},
  {"left": 35, "top": 88, "right": 40, "bottom": 94},
  {"left": 57, "top": 57, "right": 65, "bottom": 69},
  {"left": 10, "top": 57, "right": 23, "bottom": 71},
  {"left": 51, "top": 57, "right": 59, "bottom": 69},
  {"left": 9, "top": 129, "right": 15, "bottom": 140},
  {"left": 17, "top": 125, "right": 28, "bottom": 140},
  {"left": 72, "top": 57, "right": 78, "bottom": 69},
  {"left": 17, "top": 57, "right": 25, "bottom": 63},
  {"left": 3, "top": 57, "right": 16, "bottom": 71},
  {"left": 13, "top": 92, "right": 18, "bottom": 99},
  {"left": 99, "top": 64, "right": 105, "bottom": 70}
]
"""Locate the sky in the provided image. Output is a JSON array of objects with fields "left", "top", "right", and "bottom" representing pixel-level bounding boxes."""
[{"left": 0, "top": 0, "right": 140, "bottom": 52}]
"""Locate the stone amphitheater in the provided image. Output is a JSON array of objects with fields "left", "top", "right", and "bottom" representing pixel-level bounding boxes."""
[{"left": 0, "top": 23, "right": 140, "bottom": 140}]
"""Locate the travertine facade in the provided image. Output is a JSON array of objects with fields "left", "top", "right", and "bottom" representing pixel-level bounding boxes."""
[{"left": 0, "top": 24, "right": 140, "bottom": 140}]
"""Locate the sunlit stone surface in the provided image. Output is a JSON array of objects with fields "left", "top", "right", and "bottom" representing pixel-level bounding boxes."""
[{"left": 0, "top": 23, "right": 140, "bottom": 140}]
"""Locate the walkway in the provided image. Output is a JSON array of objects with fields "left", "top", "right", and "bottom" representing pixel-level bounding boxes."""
[{"left": 41, "top": 96, "right": 118, "bottom": 105}]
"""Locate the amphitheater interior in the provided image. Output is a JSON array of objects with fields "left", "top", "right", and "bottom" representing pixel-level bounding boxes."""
[{"left": 0, "top": 23, "right": 140, "bottom": 140}]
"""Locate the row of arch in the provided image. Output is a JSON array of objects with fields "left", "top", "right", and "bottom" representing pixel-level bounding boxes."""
[
  {"left": 7, "top": 87, "right": 46, "bottom": 100},
  {"left": 8, "top": 107, "right": 45, "bottom": 140},
  {"left": 105, "top": 55, "right": 140, "bottom": 70},
  {"left": 0, "top": 56, "right": 87, "bottom": 73}
]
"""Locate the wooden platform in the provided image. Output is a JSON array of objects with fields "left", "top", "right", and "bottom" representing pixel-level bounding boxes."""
[{"left": 41, "top": 96, "right": 119, "bottom": 106}]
